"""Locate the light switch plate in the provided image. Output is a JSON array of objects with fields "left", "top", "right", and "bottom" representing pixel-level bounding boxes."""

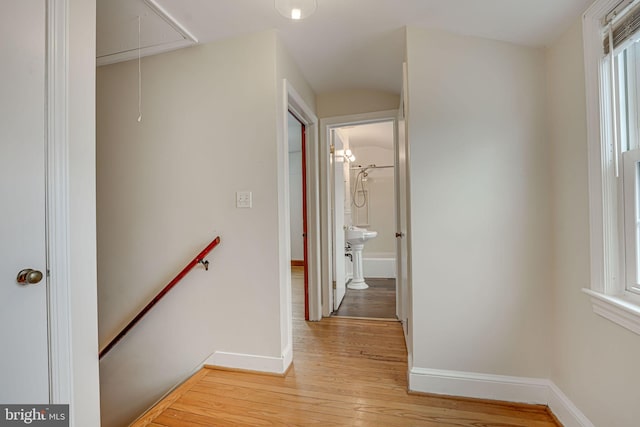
[{"left": 236, "top": 191, "right": 252, "bottom": 208}]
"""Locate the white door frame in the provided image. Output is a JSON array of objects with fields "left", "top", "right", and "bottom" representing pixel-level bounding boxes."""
[
  {"left": 397, "top": 63, "right": 412, "bottom": 343},
  {"left": 330, "top": 131, "right": 347, "bottom": 310},
  {"left": 46, "top": 0, "right": 74, "bottom": 406},
  {"left": 319, "top": 110, "right": 400, "bottom": 318},
  {"left": 277, "top": 79, "right": 321, "bottom": 369},
  {"left": 287, "top": 84, "right": 321, "bottom": 323}
]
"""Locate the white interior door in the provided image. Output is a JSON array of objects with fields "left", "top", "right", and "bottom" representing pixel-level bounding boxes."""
[
  {"left": 332, "top": 132, "right": 347, "bottom": 310},
  {"left": 0, "top": 0, "right": 50, "bottom": 403},
  {"left": 396, "top": 63, "right": 411, "bottom": 338}
]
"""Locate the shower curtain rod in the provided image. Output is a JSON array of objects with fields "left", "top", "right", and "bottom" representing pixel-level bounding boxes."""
[{"left": 350, "top": 165, "right": 394, "bottom": 170}]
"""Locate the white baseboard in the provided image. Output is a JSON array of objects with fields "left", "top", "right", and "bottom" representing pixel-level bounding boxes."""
[
  {"left": 409, "top": 367, "right": 549, "bottom": 404},
  {"left": 282, "top": 345, "right": 293, "bottom": 372},
  {"left": 409, "top": 367, "right": 593, "bottom": 427},
  {"left": 547, "top": 382, "right": 595, "bottom": 427},
  {"left": 204, "top": 347, "right": 292, "bottom": 375}
]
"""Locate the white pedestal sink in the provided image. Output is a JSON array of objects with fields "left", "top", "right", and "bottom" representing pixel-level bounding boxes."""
[{"left": 345, "top": 226, "right": 377, "bottom": 290}]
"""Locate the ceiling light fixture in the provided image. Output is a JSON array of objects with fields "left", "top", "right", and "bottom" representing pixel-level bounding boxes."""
[{"left": 275, "top": 0, "right": 317, "bottom": 20}]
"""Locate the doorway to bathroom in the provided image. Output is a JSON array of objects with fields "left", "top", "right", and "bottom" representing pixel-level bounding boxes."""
[
  {"left": 319, "top": 109, "right": 406, "bottom": 322},
  {"left": 334, "top": 121, "right": 396, "bottom": 319}
]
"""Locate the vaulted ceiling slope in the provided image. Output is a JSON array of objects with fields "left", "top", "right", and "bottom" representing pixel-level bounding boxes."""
[{"left": 97, "top": 0, "right": 594, "bottom": 94}]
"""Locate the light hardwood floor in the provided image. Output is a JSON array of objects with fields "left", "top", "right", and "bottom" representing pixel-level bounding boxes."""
[{"left": 132, "top": 267, "right": 560, "bottom": 426}]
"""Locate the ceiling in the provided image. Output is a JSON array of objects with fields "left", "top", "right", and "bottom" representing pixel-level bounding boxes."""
[{"left": 97, "top": 0, "right": 594, "bottom": 94}]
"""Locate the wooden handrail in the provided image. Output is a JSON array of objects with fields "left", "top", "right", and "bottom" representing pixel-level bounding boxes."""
[{"left": 99, "top": 236, "right": 221, "bottom": 360}]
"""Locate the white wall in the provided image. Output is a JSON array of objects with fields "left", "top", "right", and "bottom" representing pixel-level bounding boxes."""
[
  {"left": 406, "top": 27, "right": 552, "bottom": 378},
  {"left": 547, "top": 19, "right": 640, "bottom": 426},
  {"left": 289, "top": 148, "right": 304, "bottom": 261},
  {"left": 276, "top": 38, "right": 316, "bottom": 112},
  {"left": 69, "top": 0, "right": 101, "bottom": 425},
  {"left": 317, "top": 89, "right": 399, "bottom": 118},
  {"left": 97, "top": 31, "right": 293, "bottom": 427},
  {"left": 349, "top": 145, "right": 395, "bottom": 255}
]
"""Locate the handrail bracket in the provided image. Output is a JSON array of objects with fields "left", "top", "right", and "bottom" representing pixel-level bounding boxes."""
[{"left": 198, "top": 259, "right": 210, "bottom": 271}]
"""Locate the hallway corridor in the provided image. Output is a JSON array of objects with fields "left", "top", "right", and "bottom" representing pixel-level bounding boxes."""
[{"left": 132, "top": 268, "right": 559, "bottom": 426}]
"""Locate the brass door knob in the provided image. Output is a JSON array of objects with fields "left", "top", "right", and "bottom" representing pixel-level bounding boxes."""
[{"left": 17, "top": 269, "right": 44, "bottom": 285}]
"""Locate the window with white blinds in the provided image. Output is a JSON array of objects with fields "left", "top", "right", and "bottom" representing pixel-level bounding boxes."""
[
  {"left": 583, "top": 0, "right": 640, "bottom": 336},
  {"left": 606, "top": 11, "right": 640, "bottom": 296},
  {"left": 603, "top": 1, "right": 640, "bottom": 53}
]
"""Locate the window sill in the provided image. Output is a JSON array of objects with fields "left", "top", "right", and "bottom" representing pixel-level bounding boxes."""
[{"left": 583, "top": 289, "right": 640, "bottom": 336}]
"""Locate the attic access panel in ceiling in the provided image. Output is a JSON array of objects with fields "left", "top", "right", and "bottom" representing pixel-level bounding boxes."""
[{"left": 97, "top": 0, "right": 197, "bottom": 66}]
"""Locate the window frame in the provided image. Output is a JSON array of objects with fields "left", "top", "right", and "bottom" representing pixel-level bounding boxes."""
[
  {"left": 583, "top": 0, "right": 640, "bottom": 335},
  {"left": 623, "top": 149, "right": 640, "bottom": 294},
  {"left": 619, "top": 44, "right": 640, "bottom": 298}
]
